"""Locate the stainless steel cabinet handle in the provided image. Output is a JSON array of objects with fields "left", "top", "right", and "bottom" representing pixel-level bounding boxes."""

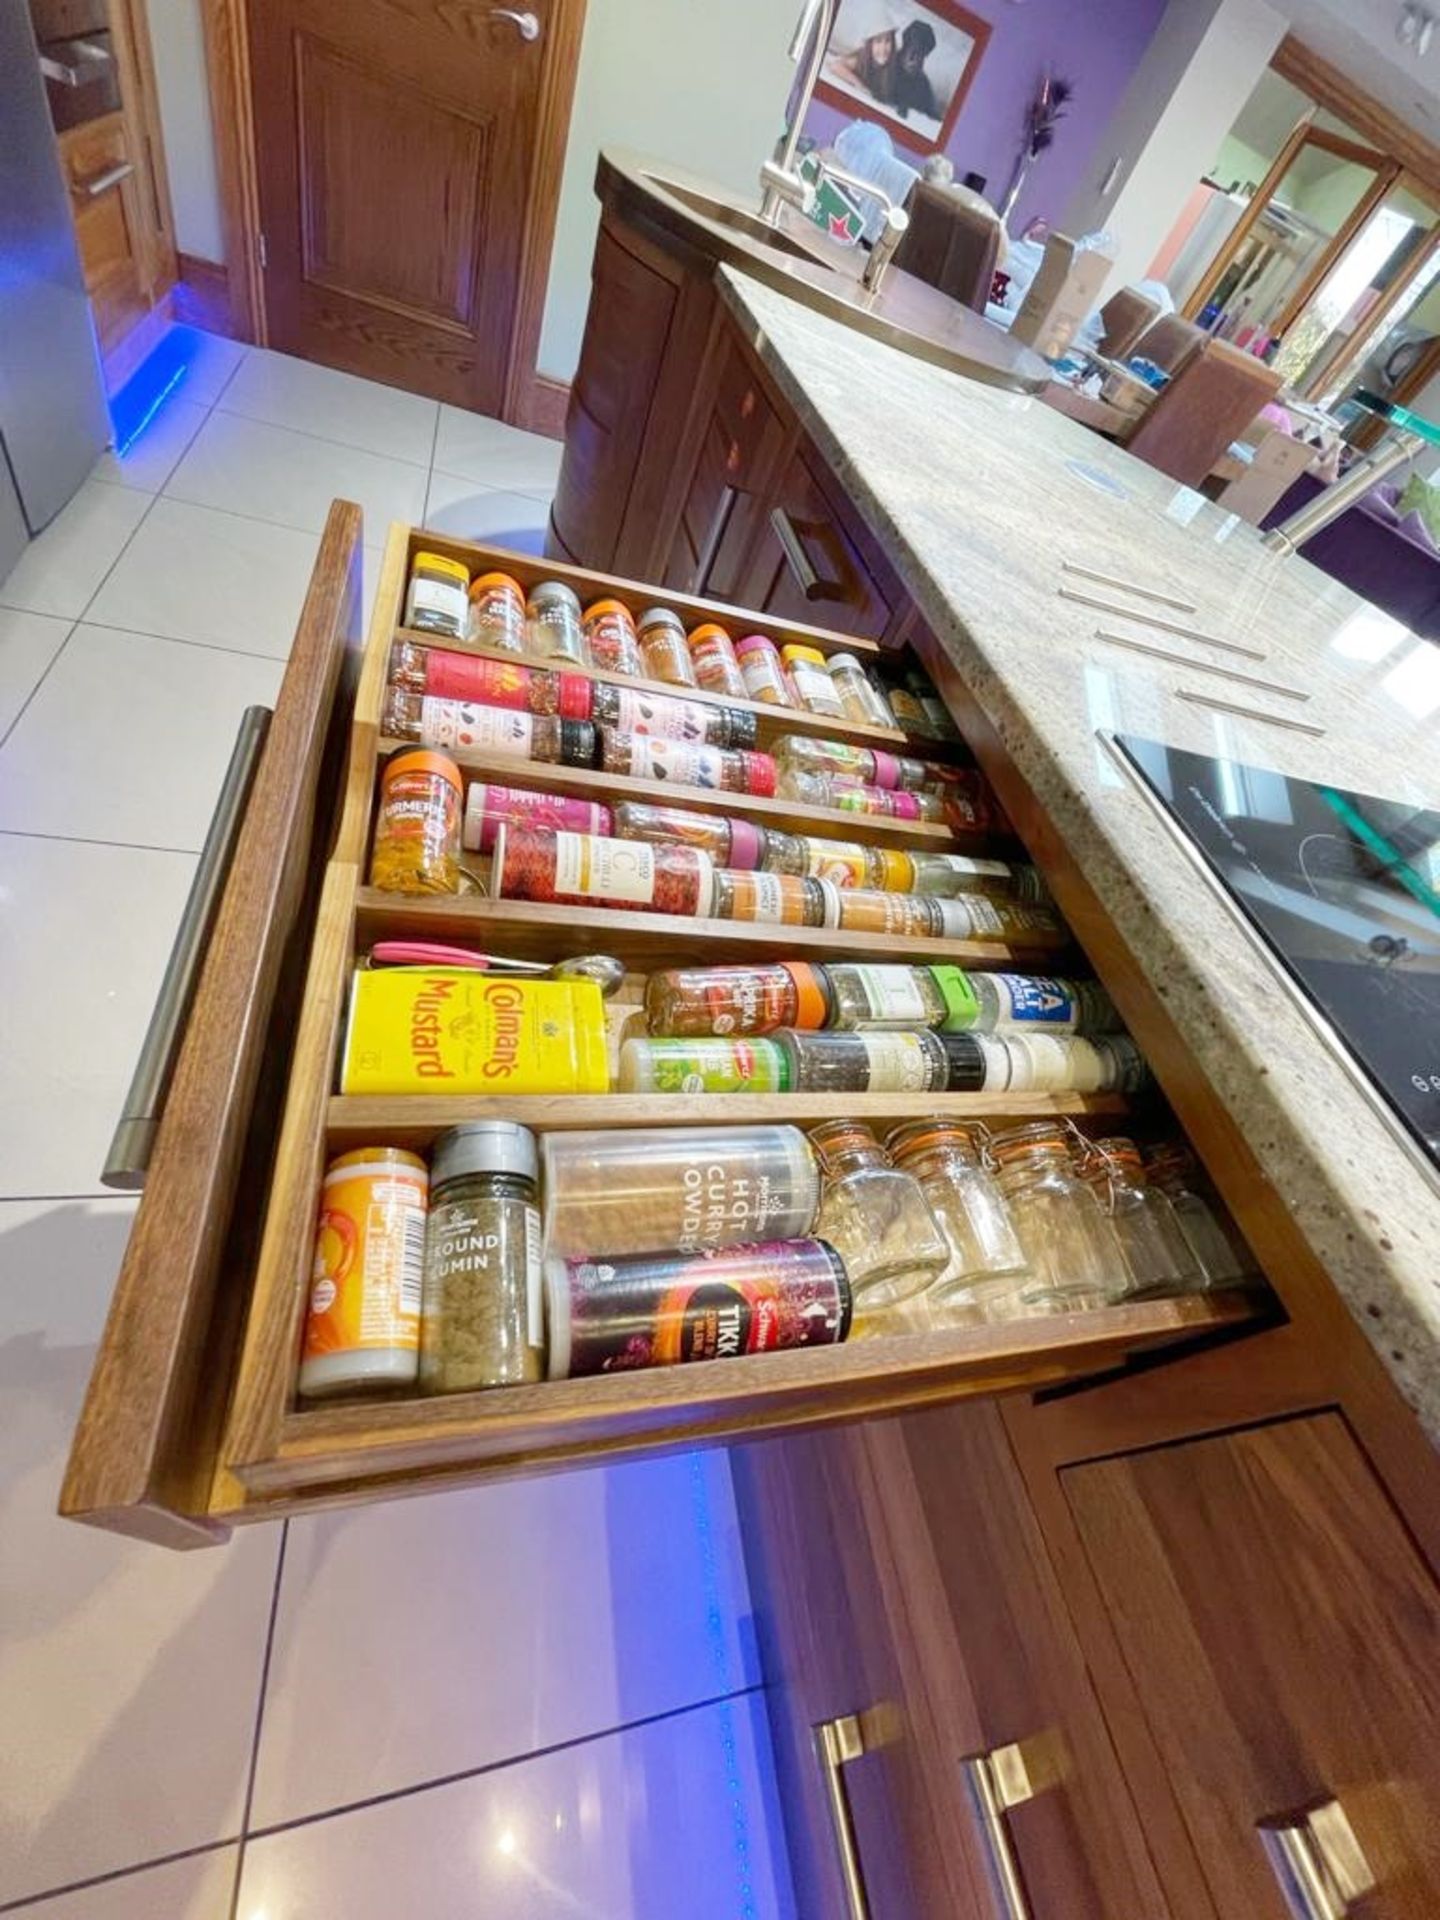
[
  {"left": 101, "top": 707, "right": 271, "bottom": 1190},
  {"left": 815, "top": 1715, "right": 870, "bottom": 1920},
  {"left": 39, "top": 39, "right": 112, "bottom": 86},
  {"left": 962, "top": 1744, "right": 1039, "bottom": 1920},
  {"left": 1259, "top": 1801, "right": 1376, "bottom": 1919},
  {"left": 77, "top": 161, "right": 134, "bottom": 198},
  {"left": 770, "top": 506, "right": 845, "bottom": 602},
  {"left": 489, "top": 7, "right": 541, "bottom": 38}
]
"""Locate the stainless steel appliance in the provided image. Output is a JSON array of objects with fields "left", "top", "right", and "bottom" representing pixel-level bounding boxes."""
[{"left": 0, "top": 0, "right": 110, "bottom": 580}]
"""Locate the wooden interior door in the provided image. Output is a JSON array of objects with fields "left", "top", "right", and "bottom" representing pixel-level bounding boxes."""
[
  {"left": 247, "top": 0, "right": 574, "bottom": 414},
  {"left": 1066, "top": 1415, "right": 1440, "bottom": 1918}
]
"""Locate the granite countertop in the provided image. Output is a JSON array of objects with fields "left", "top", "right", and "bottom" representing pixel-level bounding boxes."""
[{"left": 717, "top": 265, "right": 1440, "bottom": 1440}]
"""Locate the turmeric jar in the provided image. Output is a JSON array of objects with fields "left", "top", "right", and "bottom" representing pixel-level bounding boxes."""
[{"left": 370, "top": 747, "right": 463, "bottom": 895}]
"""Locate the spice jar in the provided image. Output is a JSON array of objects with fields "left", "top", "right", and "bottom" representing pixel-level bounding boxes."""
[
  {"left": 590, "top": 682, "right": 755, "bottom": 747},
  {"left": 467, "top": 571, "right": 527, "bottom": 653},
  {"left": 930, "top": 970, "right": 1121, "bottom": 1035},
  {"left": 874, "top": 667, "right": 930, "bottom": 735},
  {"left": 582, "top": 598, "right": 644, "bottom": 676},
  {"left": 612, "top": 801, "right": 765, "bottom": 870},
  {"left": 828, "top": 654, "right": 896, "bottom": 728},
  {"left": 776, "top": 766, "right": 943, "bottom": 819},
  {"left": 493, "top": 825, "right": 713, "bottom": 917},
  {"left": 600, "top": 730, "right": 776, "bottom": 796},
  {"left": 810, "top": 1120, "right": 948, "bottom": 1306},
  {"left": 908, "top": 852, "right": 1038, "bottom": 899},
  {"left": 541, "top": 1123, "right": 821, "bottom": 1258},
  {"left": 388, "top": 643, "right": 592, "bottom": 717},
  {"left": 986, "top": 1122, "right": 1127, "bottom": 1313},
  {"left": 382, "top": 691, "right": 596, "bottom": 766},
  {"left": 735, "top": 634, "right": 791, "bottom": 705},
  {"left": 645, "top": 962, "right": 830, "bottom": 1037},
  {"left": 1078, "top": 1138, "right": 1202, "bottom": 1301},
  {"left": 546, "top": 1238, "right": 849, "bottom": 1378},
  {"left": 938, "top": 774, "right": 1003, "bottom": 835},
  {"left": 370, "top": 747, "right": 462, "bottom": 894},
  {"left": 825, "top": 963, "right": 949, "bottom": 1029},
  {"left": 833, "top": 887, "right": 941, "bottom": 937},
  {"left": 299, "top": 1148, "right": 428, "bottom": 1398},
  {"left": 419, "top": 1122, "right": 543, "bottom": 1393},
  {"left": 761, "top": 832, "right": 878, "bottom": 888},
  {"left": 462, "top": 782, "right": 610, "bottom": 852},
  {"left": 526, "top": 580, "right": 587, "bottom": 665},
  {"left": 636, "top": 606, "right": 699, "bottom": 686},
  {"left": 782, "top": 645, "right": 845, "bottom": 716},
  {"left": 617, "top": 1035, "right": 789, "bottom": 1094},
  {"left": 404, "top": 551, "right": 469, "bottom": 638},
  {"left": 774, "top": 734, "right": 874, "bottom": 784},
  {"left": 906, "top": 665, "right": 958, "bottom": 739},
  {"left": 939, "top": 1032, "right": 1148, "bottom": 1094},
  {"left": 688, "top": 623, "right": 747, "bottom": 700},
  {"left": 710, "top": 870, "right": 838, "bottom": 926},
  {"left": 929, "top": 894, "right": 1066, "bottom": 945},
  {"left": 1144, "top": 1144, "right": 1253, "bottom": 1288},
  {"left": 778, "top": 1029, "right": 948, "bottom": 1094},
  {"left": 887, "top": 1121, "right": 1030, "bottom": 1320}
]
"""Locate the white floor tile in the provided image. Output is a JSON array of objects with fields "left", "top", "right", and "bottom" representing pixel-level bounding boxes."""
[
  {"left": 423, "top": 472, "right": 551, "bottom": 552},
  {"left": 250, "top": 1451, "right": 758, "bottom": 1828},
  {"left": 165, "top": 411, "right": 427, "bottom": 540},
  {"left": 0, "top": 837, "right": 199, "bottom": 1197},
  {"left": 169, "top": 326, "right": 246, "bottom": 407},
  {"left": 91, "top": 400, "right": 210, "bottom": 495},
  {"left": 16, "top": 1847, "right": 238, "bottom": 1919},
  {"left": 0, "top": 1198, "right": 280, "bottom": 1906},
  {"left": 0, "top": 483, "right": 151, "bottom": 621},
  {"left": 0, "top": 626, "right": 282, "bottom": 850},
  {"left": 432, "top": 407, "right": 563, "bottom": 497},
  {"left": 219, "top": 348, "right": 438, "bottom": 467},
  {"left": 239, "top": 1694, "right": 794, "bottom": 1920},
  {"left": 0, "top": 609, "right": 70, "bottom": 741}
]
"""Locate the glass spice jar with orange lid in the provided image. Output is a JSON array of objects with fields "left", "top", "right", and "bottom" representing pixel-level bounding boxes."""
[
  {"left": 644, "top": 961, "right": 831, "bottom": 1038},
  {"left": 370, "top": 746, "right": 463, "bottom": 895},
  {"left": 688, "top": 622, "right": 747, "bottom": 700},
  {"left": 582, "top": 598, "right": 644, "bottom": 676},
  {"left": 467, "top": 571, "right": 527, "bottom": 653},
  {"left": 984, "top": 1121, "right": 1127, "bottom": 1313}
]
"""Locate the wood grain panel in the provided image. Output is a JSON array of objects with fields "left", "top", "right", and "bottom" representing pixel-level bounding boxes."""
[{"left": 1066, "top": 1415, "right": 1440, "bottom": 1917}]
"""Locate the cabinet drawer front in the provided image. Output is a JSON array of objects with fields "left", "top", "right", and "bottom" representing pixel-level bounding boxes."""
[{"left": 60, "top": 501, "right": 365, "bottom": 1548}]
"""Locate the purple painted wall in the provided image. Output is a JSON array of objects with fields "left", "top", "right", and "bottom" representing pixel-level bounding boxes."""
[{"left": 802, "top": 0, "right": 1169, "bottom": 237}]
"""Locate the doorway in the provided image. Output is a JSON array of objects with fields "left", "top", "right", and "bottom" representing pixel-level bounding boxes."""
[{"left": 212, "top": 0, "right": 585, "bottom": 427}]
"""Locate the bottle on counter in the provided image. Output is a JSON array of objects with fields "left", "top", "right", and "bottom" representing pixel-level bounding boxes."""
[
  {"left": 1078, "top": 1138, "right": 1204, "bottom": 1300},
  {"left": 369, "top": 747, "right": 462, "bottom": 895},
  {"left": 299, "top": 1148, "right": 428, "bottom": 1398},
  {"left": 388, "top": 642, "right": 591, "bottom": 717},
  {"left": 930, "top": 969, "right": 1121, "bottom": 1035},
  {"left": 404, "top": 551, "right": 470, "bottom": 639},
  {"left": 582, "top": 598, "right": 645, "bottom": 676},
  {"left": 382, "top": 690, "right": 597, "bottom": 766},
  {"left": 419, "top": 1122, "right": 543, "bottom": 1394},
  {"left": 540, "top": 1123, "right": 822, "bottom": 1259},
  {"left": 688, "top": 622, "right": 748, "bottom": 701},
  {"left": 617, "top": 1034, "right": 790, "bottom": 1093},
  {"left": 710, "top": 870, "right": 839, "bottom": 926},
  {"left": 824, "top": 963, "right": 950, "bottom": 1030},
  {"left": 546, "top": 1238, "right": 850, "bottom": 1378},
  {"left": 590, "top": 682, "right": 756, "bottom": 747},
  {"left": 644, "top": 961, "right": 831, "bottom": 1037},
  {"left": 467, "top": 571, "right": 528, "bottom": 653},
  {"left": 636, "top": 606, "right": 699, "bottom": 686},
  {"left": 828, "top": 653, "right": 896, "bottom": 729},
  {"left": 777, "top": 1028, "right": 948, "bottom": 1094},
  {"left": 462, "top": 782, "right": 610, "bottom": 852},
  {"left": 1144, "top": 1143, "right": 1253, "bottom": 1288},
  {"left": 611, "top": 800, "right": 766, "bottom": 869},
  {"left": 809, "top": 1119, "right": 948, "bottom": 1306},
  {"left": 781, "top": 644, "right": 845, "bottom": 717},
  {"left": 600, "top": 729, "right": 777, "bottom": 796},
  {"left": 525, "top": 580, "right": 587, "bottom": 665},
  {"left": 887, "top": 1121, "right": 1030, "bottom": 1321},
  {"left": 986, "top": 1121, "right": 1128, "bottom": 1313},
  {"left": 493, "top": 825, "right": 713, "bottom": 916},
  {"left": 735, "top": 634, "right": 793, "bottom": 706}
]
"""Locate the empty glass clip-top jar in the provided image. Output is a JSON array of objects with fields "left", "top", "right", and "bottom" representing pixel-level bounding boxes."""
[
  {"left": 1079, "top": 1137, "right": 1203, "bottom": 1301},
  {"left": 809, "top": 1119, "right": 948, "bottom": 1308},
  {"left": 985, "top": 1122, "right": 1127, "bottom": 1313},
  {"left": 887, "top": 1121, "right": 1029, "bottom": 1321}
]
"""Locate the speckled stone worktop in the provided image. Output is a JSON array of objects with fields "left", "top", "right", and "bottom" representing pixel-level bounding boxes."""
[{"left": 718, "top": 265, "right": 1440, "bottom": 1440}]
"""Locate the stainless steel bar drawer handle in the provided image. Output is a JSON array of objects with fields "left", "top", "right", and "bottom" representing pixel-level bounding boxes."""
[
  {"left": 962, "top": 1743, "right": 1039, "bottom": 1920},
  {"left": 101, "top": 706, "right": 271, "bottom": 1190},
  {"left": 815, "top": 1715, "right": 870, "bottom": 1920},
  {"left": 489, "top": 8, "right": 541, "bottom": 38},
  {"left": 1259, "top": 1800, "right": 1376, "bottom": 1919},
  {"left": 79, "top": 162, "right": 135, "bottom": 198}
]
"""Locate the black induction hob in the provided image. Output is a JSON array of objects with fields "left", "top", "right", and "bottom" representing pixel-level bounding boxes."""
[{"left": 1114, "top": 734, "right": 1440, "bottom": 1173}]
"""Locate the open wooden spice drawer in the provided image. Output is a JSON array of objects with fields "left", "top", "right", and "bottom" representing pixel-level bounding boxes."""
[{"left": 61, "top": 510, "right": 1272, "bottom": 1547}]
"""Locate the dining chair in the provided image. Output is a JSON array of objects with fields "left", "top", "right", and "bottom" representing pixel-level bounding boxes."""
[
  {"left": 1097, "top": 287, "right": 1162, "bottom": 361},
  {"left": 1124, "top": 339, "right": 1285, "bottom": 490},
  {"left": 893, "top": 182, "right": 1002, "bottom": 314},
  {"left": 1214, "top": 428, "right": 1317, "bottom": 524},
  {"left": 1129, "top": 312, "right": 1207, "bottom": 377}
]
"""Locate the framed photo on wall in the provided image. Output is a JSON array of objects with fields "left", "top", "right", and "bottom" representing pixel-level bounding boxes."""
[{"left": 816, "top": 0, "right": 992, "bottom": 153}]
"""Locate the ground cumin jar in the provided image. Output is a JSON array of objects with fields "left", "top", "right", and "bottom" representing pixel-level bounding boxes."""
[
  {"left": 369, "top": 747, "right": 462, "bottom": 895},
  {"left": 582, "top": 598, "right": 644, "bottom": 676},
  {"left": 688, "top": 623, "right": 747, "bottom": 700},
  {"left": 637, "top": 607, "right": 699, "bottom": 686},
  {"left": 467, "top": 572, "right": 527, "bottom": 653}
]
